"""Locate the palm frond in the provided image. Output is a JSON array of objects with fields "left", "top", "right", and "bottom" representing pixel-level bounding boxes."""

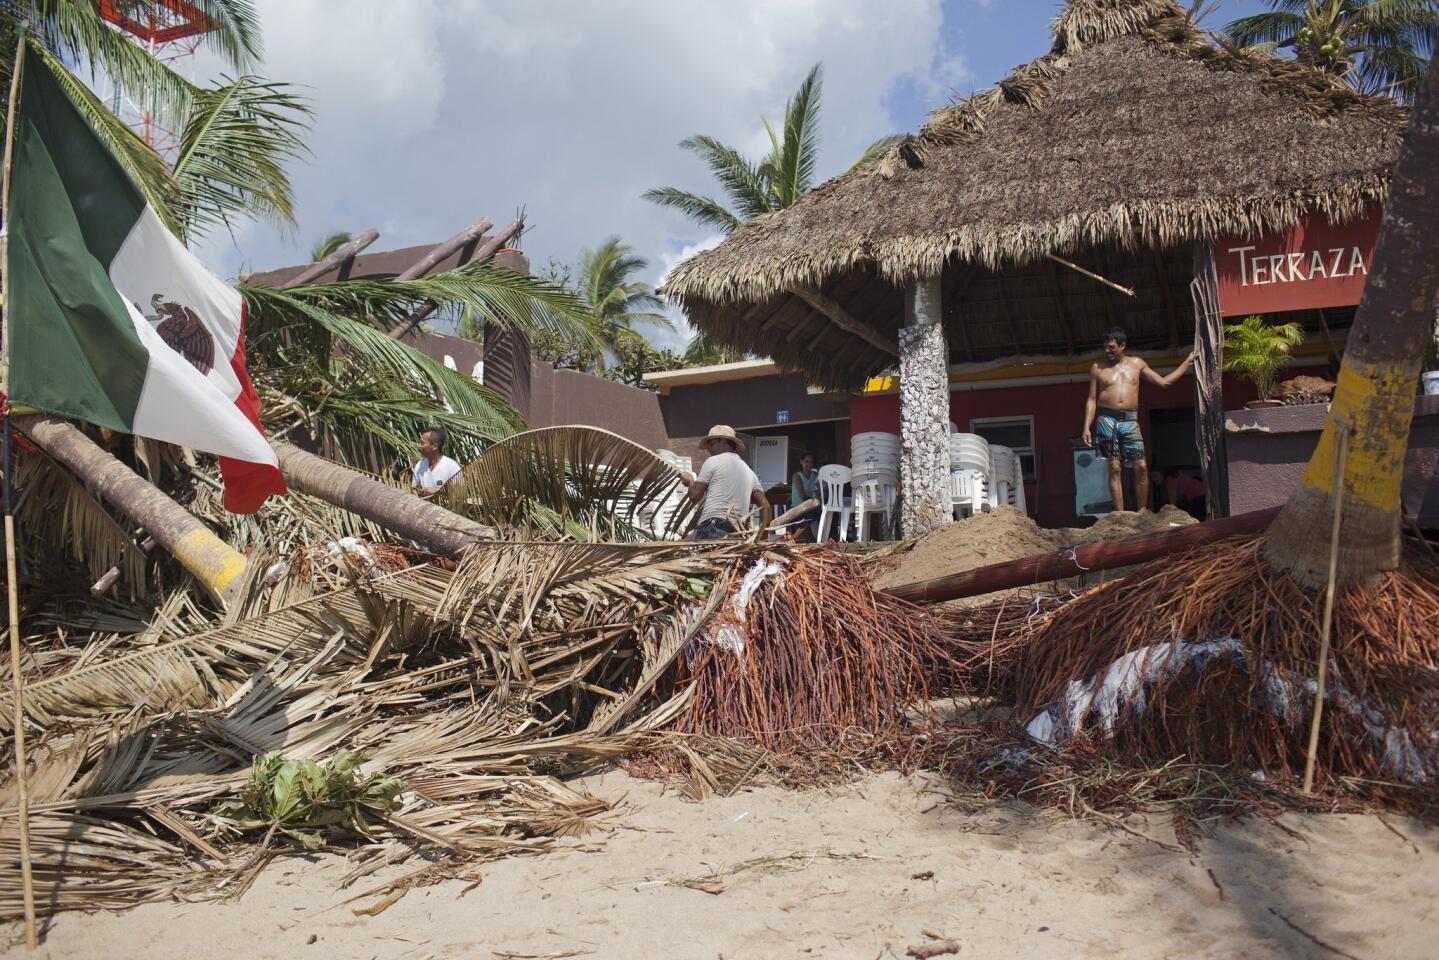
[
  {"left": 169, "top": 75, "right": 310, "bottom": 239},
  {"left": 766, "top": 63, "right": 823, "bottom": 207},
  {"left": 849, "top": 134, "right": 905, "bottom": 172},
  {"left": 449, "top": 426, "right": 698, "bottom": 540},
  {"left": 310, "top": 231, "right": 353, "bottom": 262},
  {"left": 29, "top": 44, "right": 182, "bottom": 234},
  {"left": 641, "top": 186, "right": 743, "bottom": 234},
  {"left": 1222, "top": 10, "right": 1307, "bottom": 48},
  {"left": 13, "top": 0, "right": 203, "bottom": 125},
  {"left": 678, "top": 135, "right": 774, "bottom": 220},
  {"left": 242, "top": 280, "right": 532, "bottom": 466}
]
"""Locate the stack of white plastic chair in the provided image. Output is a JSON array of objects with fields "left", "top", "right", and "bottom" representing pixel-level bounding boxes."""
[
  {"left": 987, "top": 444, "right": 1028, "bottom": 513},
  {"left": 850, "top": 432, "right": 900, "bottom": 541},
  {"left": 948, "top": 432, "right": 992, "bottom": 519},
  {"left": 816, "top": 463, "right": 854, "bottom": 542}
]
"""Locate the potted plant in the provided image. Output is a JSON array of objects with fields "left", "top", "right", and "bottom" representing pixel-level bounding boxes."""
[{"left": 1223, "top": 315, "right": 1306, "bottom": 409}]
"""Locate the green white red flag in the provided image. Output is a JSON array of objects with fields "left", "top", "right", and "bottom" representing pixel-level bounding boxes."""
[{"left": 5, "top": 44, "right": 285, "bottom": 513}]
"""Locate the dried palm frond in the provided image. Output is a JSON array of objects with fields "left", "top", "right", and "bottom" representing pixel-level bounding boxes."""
[
  {"left": 1012, "top": 537, "right": 1439, "bottom": 786},
  {"left": 10, "top": 446, "right": 147, "bottom": 592},
  {"left": 449, "top": 425, "right": 697, "bottom": 541}
]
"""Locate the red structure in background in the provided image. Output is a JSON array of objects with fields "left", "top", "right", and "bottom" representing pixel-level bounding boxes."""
[{"left": 98, "top": 1, "right": 213, "bottom": 154}]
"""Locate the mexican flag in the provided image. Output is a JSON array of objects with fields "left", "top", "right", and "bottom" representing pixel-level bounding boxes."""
[{"left": 5, "top": 45, "right": 285, "bottom": 513}]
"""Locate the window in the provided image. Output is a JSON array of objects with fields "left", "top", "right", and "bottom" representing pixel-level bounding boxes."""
[{"left": 970, "top": 415, "right": 1036, "bottom": 481}]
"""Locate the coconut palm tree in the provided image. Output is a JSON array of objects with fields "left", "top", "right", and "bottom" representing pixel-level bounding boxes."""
[
  {"left": 577, "top": 237, "right": 671, "bottom": 354},
  {"left": 643, "top": 64, "right": 903, "bottom": 234},
  {"left": 309, "top": 231, "right": 353, "bottom": 263},
  {"left": 2, "top": 1, "right": 262, "bottom": 134},
  {"left": 1265, "top": 54, "right": 1439, "bottom": 585},
  {"left": 1224, "top": 1, "right": 1439, "bottom": 100}
]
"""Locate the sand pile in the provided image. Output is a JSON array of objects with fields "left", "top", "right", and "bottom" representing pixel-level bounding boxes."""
[
  {"left": 868, "top": 505, "right": 1196, "bottom": 594},
  {"left": 1065, "top": 504, "right": 1196, "bottom": 543}
]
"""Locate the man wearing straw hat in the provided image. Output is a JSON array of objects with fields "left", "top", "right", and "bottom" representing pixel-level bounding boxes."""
[{"left": 680, "top": 425, "right": 772, "bottom": 539}]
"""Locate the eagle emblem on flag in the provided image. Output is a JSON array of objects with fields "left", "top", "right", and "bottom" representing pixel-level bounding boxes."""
[{"left": 146, "top": 294, "right": 216, "bottom": 375}]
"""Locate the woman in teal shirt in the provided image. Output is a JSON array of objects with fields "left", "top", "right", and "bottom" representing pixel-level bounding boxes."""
[{"left": 790, "top": 451, "right": 818, "bottom": 508}]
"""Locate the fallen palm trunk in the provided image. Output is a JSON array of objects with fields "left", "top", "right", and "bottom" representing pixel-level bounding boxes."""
[
  {"left": 15, "top": 415, "right": 247, "bottom": 602},
  {"left": 883, "top": 506, "right": 1281, "bottom": 604},
  {"left": 274, "top": 440, "right": 495, "bottom": 557}
]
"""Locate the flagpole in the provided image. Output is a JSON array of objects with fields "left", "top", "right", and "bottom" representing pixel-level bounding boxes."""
[{"left": 2, "top": 35, "right": 39, "bottom": 952}]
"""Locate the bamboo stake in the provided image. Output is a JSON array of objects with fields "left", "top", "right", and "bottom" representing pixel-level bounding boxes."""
[
  {"left": 1302, "top": 419, "right": 1349, "bottom": 795},
  {"left": 1046, "top": 253, "right": 1136, "bottom": 297},
  {"left": 1, "top": 33, "right": 39, "bottom": 951}
]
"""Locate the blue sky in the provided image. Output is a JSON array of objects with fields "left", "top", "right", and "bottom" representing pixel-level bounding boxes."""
[{"left": 187, "top": 0, "right": 1277, "bottom": 348}]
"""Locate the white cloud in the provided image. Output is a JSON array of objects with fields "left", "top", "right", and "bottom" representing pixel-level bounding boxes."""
[{"left": 189, "top": 0, "right": 971, "bottom": 347}]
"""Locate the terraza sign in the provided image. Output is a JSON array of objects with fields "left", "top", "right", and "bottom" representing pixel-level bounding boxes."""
[{"left": 1216, "top": 209, "right": 1380, "bottom": 316}]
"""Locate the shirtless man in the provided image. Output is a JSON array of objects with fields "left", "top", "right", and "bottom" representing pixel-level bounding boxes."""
[{"left": 1081, "top": 328, "right": 1195, "bottom": 512}]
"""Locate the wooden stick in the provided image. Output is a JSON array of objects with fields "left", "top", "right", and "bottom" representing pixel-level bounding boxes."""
[
  {"left": 1, "top": 33, "right": 39, "bottom": 951},
  {"left": 279, "top": 228, "right": 380, "bottom": 288},
  {"left": 394, "top": 217, "right": 493, "bottom": 282},
  {"left": 387, "top": 217, "right": 525, "bottom": 340},
  {"left": 1303, "top": 420, "right": 1349, "bottom": 795},
  {"left": 1047, "top": 253, "right": 1136, "bottom": 297}
]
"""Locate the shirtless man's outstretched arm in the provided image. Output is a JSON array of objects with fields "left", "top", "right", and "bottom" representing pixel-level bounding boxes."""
[{"left": 1139, "top": 353, "right": 1197, "bottom": 389}]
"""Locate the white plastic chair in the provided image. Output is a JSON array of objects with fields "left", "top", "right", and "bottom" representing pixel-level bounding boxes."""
[
  {"left": 816, "top": 464, "right": 853, "bottom": 542},
  {"left": 951, "top": 469, "right": 987, "bottom": 519},
  {"left": 989, "top": 445, "right": 1015, "bottom": 509},
  {"left": 854, "top": 471, "right": 898, "bottom": 542}
]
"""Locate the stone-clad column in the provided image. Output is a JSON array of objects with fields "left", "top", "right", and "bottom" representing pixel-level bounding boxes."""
[{"left": 899, "top": 275, "right": 951, "bottom": 535}]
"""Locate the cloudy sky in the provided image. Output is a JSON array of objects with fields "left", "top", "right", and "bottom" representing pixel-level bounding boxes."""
[{"left": 187, "top": 0, "right": 1266, "bottom": 349}]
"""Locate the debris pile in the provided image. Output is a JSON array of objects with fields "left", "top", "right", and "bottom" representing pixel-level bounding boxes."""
[{"left": 1010, "top": 535, "right": 1439, "bottom": 785}]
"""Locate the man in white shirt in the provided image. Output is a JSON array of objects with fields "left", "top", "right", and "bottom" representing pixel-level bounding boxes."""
[
  {"left": 680, "top": 425, "right": 771, "bottom": 539},
  {"left": 412, "top": 426, "right": 462, "bottom": 496}
]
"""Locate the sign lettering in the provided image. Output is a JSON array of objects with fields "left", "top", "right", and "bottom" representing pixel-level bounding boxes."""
[{"left": 1216, "top": 209, "right": 1380, "bottom": 316}]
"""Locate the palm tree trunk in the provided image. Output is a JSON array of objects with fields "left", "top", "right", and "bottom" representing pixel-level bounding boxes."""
[
  {"left": 899, "top": 276, "right": 952, "bottom": 535},
  {"left": 14, "top": 415, "right": 247, "bottom": 603},
  {"left": 272, "top": 442, "right": 495, "bottom": 557},
  {"left": 1264, "top": 57, "right": 1439, "bottom": 587}
]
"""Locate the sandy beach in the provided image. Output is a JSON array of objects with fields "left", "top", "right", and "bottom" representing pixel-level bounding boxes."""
[{"left": 9, "top": 769, "right": 1436, "bottom": 960}]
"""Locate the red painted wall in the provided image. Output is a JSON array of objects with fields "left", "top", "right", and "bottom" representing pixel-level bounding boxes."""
[{"left": 848, "top": 369, "right": 1328, "bottom": 526}]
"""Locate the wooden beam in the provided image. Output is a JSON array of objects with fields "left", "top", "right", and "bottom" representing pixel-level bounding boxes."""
[
  {"left": 388, "top": 218, "right": 525, "bottom": 340},
  {"left": 1046, "top": 259, "right": 1076, "bottom": 356},
  {"left": 993, "top": 274, "right": 1025, "bottom": 356},
  {"left": 784, "top": 284, "right": 899, "bottom": 356},
  {"left": 1048, "top": 252, "right": 1135, "bottom": 297},
  {"left": 395, "top": 217, "right": 493, "bottom": 282},
  {"left": 281, "top": 228, "right": 380, "bottom": 288},
  {"left": 1153, "top": 250, "right": 1181, "bottom": 348}
]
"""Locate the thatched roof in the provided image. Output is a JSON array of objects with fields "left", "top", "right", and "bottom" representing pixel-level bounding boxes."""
[{"left": 662, "top": 0, "right": 1404, "bottom": 389}]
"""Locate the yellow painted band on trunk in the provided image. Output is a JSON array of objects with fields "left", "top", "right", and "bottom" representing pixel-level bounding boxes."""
[
  {"left": 172, "top": 528, "right": 248, "bottom": 595},
  {"left": 1295, "top": 358, "right": 1415, "bottom": 512}
]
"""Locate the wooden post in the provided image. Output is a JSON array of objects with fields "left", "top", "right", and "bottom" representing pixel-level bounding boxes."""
[
  {"left": 393, "top": 217, "right": 493, "bottom": 283},
  {"left": 898, "top": 275, "right": 952, "bottom": 536},
  {"left": 1, "top": 35, "right": 39, "bottom": 951},
  {"left": 1303, "top": 421, "right": 1348, "bottom": 794},
  {"left": 388, "top": 217, "right": 525, "bottom": 340},
  {"left": 279, "top": 228, "right": 380, "bottom": 288}
]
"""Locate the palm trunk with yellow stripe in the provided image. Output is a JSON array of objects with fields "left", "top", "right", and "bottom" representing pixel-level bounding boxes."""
[{"left": 1264, "top": 57, "right": 1439, "bottom": 588}]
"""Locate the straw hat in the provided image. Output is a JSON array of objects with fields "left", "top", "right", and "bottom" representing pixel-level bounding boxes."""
[{"left": 699, "top": 425, "right": 744, "bottom": 452}]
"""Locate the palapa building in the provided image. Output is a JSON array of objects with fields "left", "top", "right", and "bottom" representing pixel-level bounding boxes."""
[{"left": 660, "top": 0, "right": 1414, "bottom": 530}]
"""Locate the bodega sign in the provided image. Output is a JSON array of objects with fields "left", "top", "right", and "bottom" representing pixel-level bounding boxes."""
[{"left": 1216, "top": 209, "right": 1380, "bottom": 316}]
